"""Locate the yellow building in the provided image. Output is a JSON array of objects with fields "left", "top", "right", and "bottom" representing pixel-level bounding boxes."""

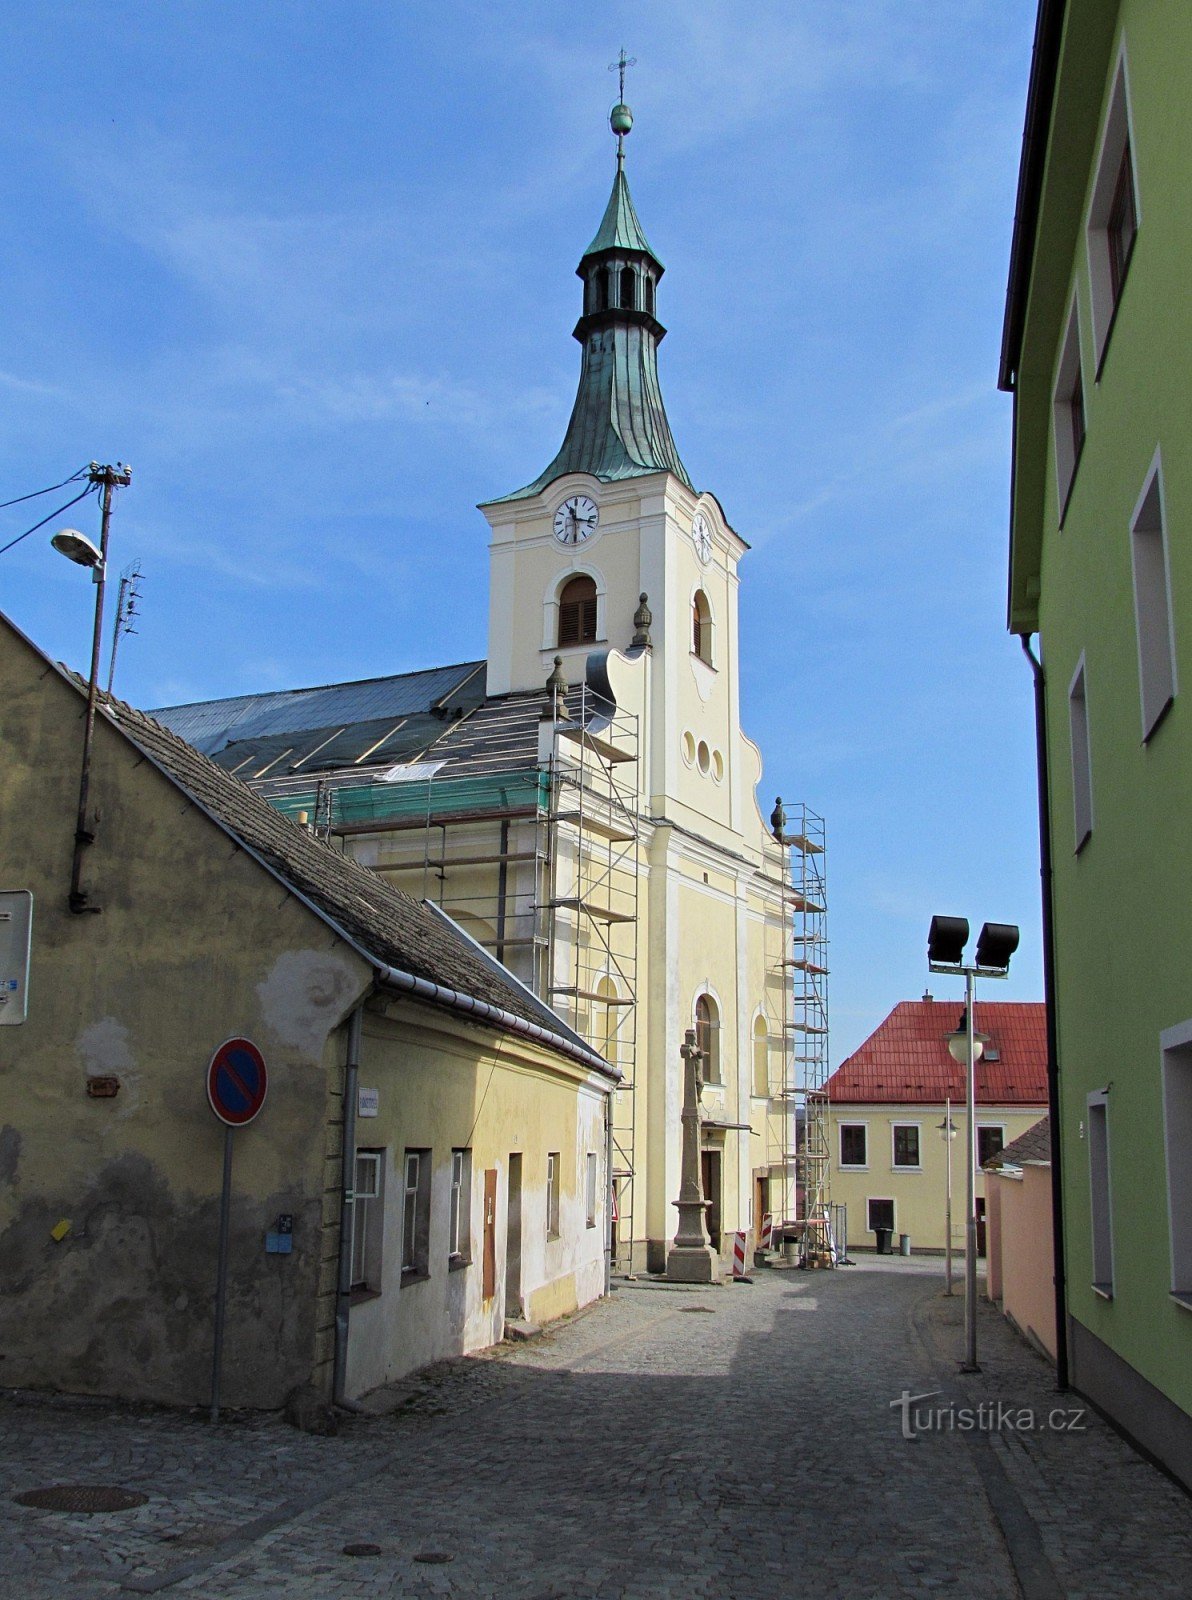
[
  {"left": 0, "top": 610, "right": 615, "bottom": 1409},
  {"left": 154, "top": 104, "right": 829, "bottom": 1274},
  {"left": 825, "top": 997, "right": 1047, "bottom": 1255}
]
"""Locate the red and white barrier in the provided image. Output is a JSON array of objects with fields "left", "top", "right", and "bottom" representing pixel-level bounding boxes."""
[
  {"left": 731, "top": 1231, "right": 749, "bottom": 1277},
  {"left": 759, "top": 1213, "right": 773, "bottom": 1251}
]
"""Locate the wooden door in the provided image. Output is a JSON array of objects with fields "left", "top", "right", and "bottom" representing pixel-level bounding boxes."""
[
  {"left": 482, "top": 1168, "right": 498, "bottom": 1299},
  {"left": 701, "top": 1150, "right": 722, "bottom": 1251}
]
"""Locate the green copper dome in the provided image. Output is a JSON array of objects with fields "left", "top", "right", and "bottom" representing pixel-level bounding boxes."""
[{"left": 487, "top": 140, "right": 691, "bottom": 504}]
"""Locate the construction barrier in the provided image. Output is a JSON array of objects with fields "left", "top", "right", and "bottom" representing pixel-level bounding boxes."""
[
  {"left": 731, "top": 1231, "right": 749, "bottom": 1278},
  {"left": 759, "top": 1212, "right": 773, "bottom": 1251}
]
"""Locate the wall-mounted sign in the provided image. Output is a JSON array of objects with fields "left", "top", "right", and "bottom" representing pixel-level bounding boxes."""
[
  {"left": 358, "top": 1086, "right": 379, "bottom": 1118},
  {"left": 206, "top": 1037, "right": 268, "bottom": 1127},
  {"left": 0, "top": 891, "right": 33, "bottom": 1026}
]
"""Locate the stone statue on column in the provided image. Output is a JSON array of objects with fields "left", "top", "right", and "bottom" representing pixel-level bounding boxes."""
[{"left": 666, "top": 1028, "right": 720, "bottom": 1282}]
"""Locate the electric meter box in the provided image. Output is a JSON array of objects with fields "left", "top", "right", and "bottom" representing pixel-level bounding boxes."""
[{"left": 0, "top": 891, "right": 33, "bottom": 1025}]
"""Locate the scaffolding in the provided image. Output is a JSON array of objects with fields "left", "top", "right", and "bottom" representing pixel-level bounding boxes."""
[
  {"left": 252, "top": 684, "right": 643, "bottom": 1271},
  {"left": 767, "top": 804, "right": 831, "bottom": 1263},
  {"left": 547, "top": 688, "right": 640, "bottom": 1274}
]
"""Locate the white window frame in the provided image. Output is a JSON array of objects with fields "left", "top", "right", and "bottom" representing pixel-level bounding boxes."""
[
  {"left": 401, "top": 1147, "right": 432, "bottom": 1279},
  {"left": 1052, "top": 298, "right": 1086, "bottom": 521},
  {"left": 694, "top": 990, "right": 722, "bottom": 1085},
  {"left": 1087, "top": 1092, "right": 1114, "bottom": 1298},
  {"left": 585, "top": 1151, "right": 598, "bottom": 1229},
  {"left": 1130, "top": 449, "right": 1177, "bottom": 741},
  {"left": 891, "top": 1123, "right": 922, "bottom": 1171},
  {"left": 866, "top": 1196, "right": 895, "bottom": 1235},
  {"left": 1160, "top": 1020, "right": 1192, "bottom": 1309},
  {"left": 541, "top": 561, "right": 607, "bottom": 654},
  {"left": 977, "top": 1125, "right": 1007, "bottom": 1169},
  {"left": 448, "top": 1147, "right": 472, "bottom": 1263},
  {"left": 839, "top": 1122, "right": 868, "bottom": 1170},
  {"left": 546, "top": 1151, "right": 561, "bottom": 1240},
  {"left": 350, "top": 1149, "right": 384, "bottom": 1293},
  {"left": 1085, "top": 43, "right": 1140, "bottom": 370},
  {"left": 1068, "top": 654, "right": 1094, "bottom": 852}
]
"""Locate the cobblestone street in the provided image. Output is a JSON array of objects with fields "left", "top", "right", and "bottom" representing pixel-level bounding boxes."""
[{"left": 2, "top": 1259, "right": 1190, "bottom": 1599}]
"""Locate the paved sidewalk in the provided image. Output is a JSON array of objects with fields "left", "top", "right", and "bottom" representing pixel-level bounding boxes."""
[{"left": 1, "top": 1259, "right": 1189, "bottom": 1598}]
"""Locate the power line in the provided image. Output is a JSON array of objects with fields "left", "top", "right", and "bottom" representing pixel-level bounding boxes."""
[
  {"left": 0, "top": 483, "right": 98, "bottom": 558},
  {"left": 0, "top": 465, "right": 91, "bottom": 512}
]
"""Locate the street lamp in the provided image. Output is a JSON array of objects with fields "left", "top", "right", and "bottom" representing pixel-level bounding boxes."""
[
  {"left": 52, "top": 462, "right": 132, "bottom": 913},
  {"left": 928, "top": 915, "right": 1019, "bottom": 1372},
  {"left": 937, "top": 1102, "right": 958, "bottom": 1296}
]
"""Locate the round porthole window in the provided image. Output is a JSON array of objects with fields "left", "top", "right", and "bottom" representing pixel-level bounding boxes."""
[
  {"left": 682, "top": 732, "right": 696, "bottom": 766},
  {"left": 712, "top": 750, "right": 724, "bottom": 782},
  {"left": 697, "top": 740, "right": 711, "bottom": 775}
]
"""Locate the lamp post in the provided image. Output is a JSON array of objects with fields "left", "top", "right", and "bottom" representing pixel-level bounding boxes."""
[
  {"left": 52, "top": 462, "right": 131, "bottom": 914},
  {"left": 927, "top": 916, "right": 1019, "bottom": 1372},
  {"left": 937, "top": 1099, "right": 958, "bottom": 1296}
]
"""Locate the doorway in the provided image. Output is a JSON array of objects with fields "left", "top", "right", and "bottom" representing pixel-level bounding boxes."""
[
  {"left": 505, "top": 1154, "right": 523, "bottom": 1318},
  {"left": 701, "top": 1149, "right": 723, "bottom": 1252},
  {"left": 976, "top": 1197, "right": 987, "bottom": 1259}
]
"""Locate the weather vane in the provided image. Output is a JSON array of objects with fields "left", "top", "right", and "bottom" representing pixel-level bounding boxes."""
[{"left": 608, "top": 48, "right": 636, "bottom": 164}]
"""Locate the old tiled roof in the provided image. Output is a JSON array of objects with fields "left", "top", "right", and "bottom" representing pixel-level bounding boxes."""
[
  {"left": 826, "top": 999, "right": 1048, "bottom": 1105},
  {"left": 96, "top": 692, "right": 606, "bottom": 1070},
  {"left": 985, "top": 1115, "right": 1051, "bottom": 1172}
]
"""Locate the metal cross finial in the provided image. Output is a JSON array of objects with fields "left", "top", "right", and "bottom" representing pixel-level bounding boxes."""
[{"left": 609, "top": 48, "right": 636, "bottom": 103}]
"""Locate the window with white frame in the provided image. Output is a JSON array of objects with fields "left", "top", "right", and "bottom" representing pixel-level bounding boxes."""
[
  {"left": 1130, "top": 453, "right": 1177, "bottom": 740},
  {"left": 977, "top": 1126, "right": 1006, "bottom": 1168},
  {"left": 694, "top": 992, "right": 721, "bottom": 1084},
  {"left": 892, "top": 1124, "right": 921, "bottom": 1169},
  {"left": 840, "top": 1123, "right": 867, "bottom": 1168},
  {"left": 401, "top": 1148, "right": 431, "bottom": 1279},
  {"left": 1086, "top": 50, "right": 1139, "bottom": 367},
  {"left": 585, "top": 1151, "right": 598, "bottom": 1229},
  {"left": 546, "top": 1151, "right": 561, "bottom": 1239},
  {"left": 1053, "top": 302, "right": 1086, "bottom": 519},
  {"left": 1068, "top": 656, "right": 1094, "bottom": 851},
  {"left": 1087, "top": 1094, "right": 1114, "bottom": 1297},
  {"left": 867, "top": 1197, "right": 894, "bottom": 1235},
  {"left": 350, "top": 1149, "right": 384, "bottom": 1293},
  {"left": 1161, "top": 1023, "right": 1192, "bottom": 1308},
  {"left": 449, "top": 1147, "right": 472, "bottom": 1263}
]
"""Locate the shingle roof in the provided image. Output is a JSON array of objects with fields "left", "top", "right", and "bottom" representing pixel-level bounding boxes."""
[
  {"left": 826, "top": 998, "right": 1048, "bottom": 1106},
  {"left": 985, "top": 1115, "right": 1051, "bottom": 1171},
  {"left": 94, "top": 691, "right": 608, "bottom": 1074}
]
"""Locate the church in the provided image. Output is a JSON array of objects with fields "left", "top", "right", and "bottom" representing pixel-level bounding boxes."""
[{"left": 155, "top": 95, "right": 828, "bottom": 1277}]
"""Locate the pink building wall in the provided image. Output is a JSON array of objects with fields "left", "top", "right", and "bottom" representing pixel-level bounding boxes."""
[{"left": 986, "top": 1164, "right": 1056, "bottom": 1359}]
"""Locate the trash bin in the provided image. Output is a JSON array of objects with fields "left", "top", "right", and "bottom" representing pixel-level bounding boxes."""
[
  {"left": 899, "top": 1233, "right": 912, "bottom": 1257},
  {"left": 875, "top": 1226, "right": 893, "bottom": 1255}
]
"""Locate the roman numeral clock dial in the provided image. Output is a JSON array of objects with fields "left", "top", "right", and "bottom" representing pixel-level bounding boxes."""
[{"left": 553, "top": 495, "right": 599, "bottom": 545}]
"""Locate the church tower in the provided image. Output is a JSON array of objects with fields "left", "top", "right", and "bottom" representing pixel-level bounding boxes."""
[{"left": 480, "top": 93, "right": 753, "bottom": 848}]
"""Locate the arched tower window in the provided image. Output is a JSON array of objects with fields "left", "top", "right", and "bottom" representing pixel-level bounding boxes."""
[
  {"left": 695, "top": 993, "right": 721, "bottom": 1084},
  {"left": 620, "top": 266, "right": 636, "bottom": 310},
  {"left": 558, "top": 575, "right": 598, "bottom": 648},
  {"left": 598, "top": 267, "right": 612, "bottom": 312},
  {"left": 692, "top": 590, "right": 713, "bottom": 664},
  {"left": 644, "top": 275, "right": 655, "bottom": 316}
]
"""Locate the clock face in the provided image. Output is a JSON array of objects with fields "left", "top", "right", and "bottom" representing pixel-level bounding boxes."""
[
  {"left": 692, "top": 511, "right": 712, "bottom": 564},
  {"left": 553, "top": 495, "right": 599, "bottom": 545}
]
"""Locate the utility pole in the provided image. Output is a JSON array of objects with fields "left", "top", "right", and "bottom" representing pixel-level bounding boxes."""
[{"left": 69, "top": 461, "right": 132, "bottom": 914}]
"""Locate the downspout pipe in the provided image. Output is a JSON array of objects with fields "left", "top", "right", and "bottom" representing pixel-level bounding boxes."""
[
  {"left": 332, "top": 1003, "right": 365, "bottom": 1409},
  {"left": 604, "top": 1095, "right": 614, "bottom": 1295},
  {"left": 1020, "top": 633, "right": 1070, "bottom": 1390}
]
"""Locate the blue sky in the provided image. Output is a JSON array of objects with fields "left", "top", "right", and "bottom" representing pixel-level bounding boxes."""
[{"left": 0, "top": 2, "right": 1041, "bottom": 1057}]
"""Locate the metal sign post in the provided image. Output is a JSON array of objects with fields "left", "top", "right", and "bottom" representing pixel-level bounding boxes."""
[{"left": 206, "top": 1038, "right": 268, "bottom": 1423}]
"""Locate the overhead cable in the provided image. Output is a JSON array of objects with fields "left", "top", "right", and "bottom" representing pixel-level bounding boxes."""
[
  {"left": 0, "top": 464, "right": 91, "bottom": 512},
  {"left": 0, "top": 483, "right": 99, "bottom": 558}
]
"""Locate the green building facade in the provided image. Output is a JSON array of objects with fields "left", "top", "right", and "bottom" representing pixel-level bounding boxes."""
[{"left": 1003, "top": 0, "right": 1192, "bottom": 1487}]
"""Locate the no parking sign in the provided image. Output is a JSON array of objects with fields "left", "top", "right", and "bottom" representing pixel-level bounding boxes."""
[{"left": 206, "top": 1037, "right": 268, "bottom": 1127}]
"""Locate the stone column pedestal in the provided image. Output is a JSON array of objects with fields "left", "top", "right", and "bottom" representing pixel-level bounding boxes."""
[{"left": 667, "top": 1029, "right": 720, "bottom": 1283}]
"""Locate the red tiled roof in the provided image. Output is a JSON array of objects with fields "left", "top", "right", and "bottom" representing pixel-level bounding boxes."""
[{"left": 826, "top": 998, "right": 1048, "bottom": 1106}]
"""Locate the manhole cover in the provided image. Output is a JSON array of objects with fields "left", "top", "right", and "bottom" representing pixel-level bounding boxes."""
[
  {"left": 342, "top": 1542, "right": 382, "bottom": 1558},
  {"left": 413, "top": 1551, "right": 454, "bottom": 1564},
  {"left": 15, "top": 1485, "right": 148, "bottom": 1514}
]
